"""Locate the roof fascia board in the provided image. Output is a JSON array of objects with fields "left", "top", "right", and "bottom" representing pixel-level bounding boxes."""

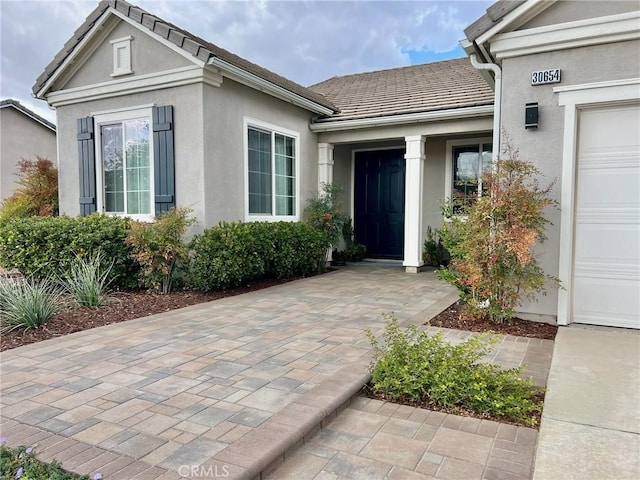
[
  {"left": 309, "top": 105, "right": 494, "bottom": 133},
  {"left": 36, "top": 7, "right": 206, "bottom": 100},
  {"left": 36, "top": 10, "right": 115, "bottom": 99},
  {"left": 490, "top": 11, "right": 640, "bottom": 60},
  {"left": 475, "top": 0, "right": 556, "bottom": 60},
  {"left": 45, "top": 65, "right": 222, "bottom": 107},
  {"left": 208, "top": 57, "right": 334, "bottom": 116},
  {"left": 0, "top": 103, "right": 56, "bottom": 132}
]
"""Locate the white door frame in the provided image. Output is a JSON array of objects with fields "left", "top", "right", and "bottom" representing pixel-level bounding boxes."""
[{"left": 554, "top": 78, "right": 640, "bottom": 325}]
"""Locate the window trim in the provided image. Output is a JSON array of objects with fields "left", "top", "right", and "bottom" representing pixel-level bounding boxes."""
[
  {"left": 110, "top": 36, "right": 133, "bottom": 77},
  {"left": 243, "top": 117, "right": 300, "bottom": 222},
  {"left": 94, "top": 106, "right": 155, "bottom": 222},
  {"left": 445, "top": 137, "right": 493, "bottom": 215}
]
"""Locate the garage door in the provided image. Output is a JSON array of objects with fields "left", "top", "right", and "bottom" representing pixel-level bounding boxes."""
[{"left": 573, "top": 103, "right": 640, "bottom": 329}]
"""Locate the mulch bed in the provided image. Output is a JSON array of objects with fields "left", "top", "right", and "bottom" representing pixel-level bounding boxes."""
[
  {"left": 426, "top": 300, "right": 558, "bottom": 340},
  {"left": 0, "top": 276, "right": 302, "bottom": 352}
]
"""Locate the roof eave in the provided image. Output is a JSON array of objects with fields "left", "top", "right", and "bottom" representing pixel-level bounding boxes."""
[
  {"left": 0, "top": 101, "right": 56, "bottom": 132},
  {"left": 309, "top": 104, "right": 494, "bottom": 133},
  {"left": 208, "top": 57, "right": 336, "bottom": 116}
]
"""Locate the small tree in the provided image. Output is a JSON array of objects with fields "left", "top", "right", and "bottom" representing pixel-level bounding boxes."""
[
  {"left": 304, "top": 183, "right": 349, "bottom": 254},
  {"left": 0, "top": 157, "right": 58, "bottom": 221},
  {"left": 438, "top": 152, "right": 560, "bottom": 322},
  {"left": 126, "top": 207, "right": 195, "bottom": 293}
]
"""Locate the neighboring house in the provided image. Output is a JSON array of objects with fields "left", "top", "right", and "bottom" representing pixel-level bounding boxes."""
[
  {"left": 0, "top": 99, "right": 57, "bottom": 202},
  {"left": 463, "top": 0, "right": 640, "bottom": 329},
  {"left": 33, "top": 0, "right": 639, "bottom": 328}
]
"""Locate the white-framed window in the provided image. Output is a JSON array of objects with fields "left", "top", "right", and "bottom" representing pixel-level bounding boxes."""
[
  {"left": 244, "top": 117, "right": 300, "bottom": 221},
  {"left": 445, "top": 138, "right": 492, "bottom": 214},
  {"left": 94, "top": 106, "right": 154, "bottom": 221},
  {"left": 110, "top": 36, "right": 133, "bottom": 77}
]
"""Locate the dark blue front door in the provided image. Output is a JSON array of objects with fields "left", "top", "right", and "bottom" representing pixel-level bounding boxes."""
[{"left": 354, "top": 149, "right": 405, "bottom": 259}]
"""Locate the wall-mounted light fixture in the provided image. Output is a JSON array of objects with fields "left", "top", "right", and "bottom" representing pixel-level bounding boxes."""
[{"left": 525, "top": 102, "right": 539, "bottom": 129}]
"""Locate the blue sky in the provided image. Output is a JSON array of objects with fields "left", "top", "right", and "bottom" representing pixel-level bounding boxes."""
[{"left": 0, "top": 0, "right": 492, "bottom": 123}]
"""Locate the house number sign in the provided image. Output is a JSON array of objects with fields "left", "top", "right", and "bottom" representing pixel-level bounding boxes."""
[{"left": 531, "top": 68, "right": 561, "bottom": 85}]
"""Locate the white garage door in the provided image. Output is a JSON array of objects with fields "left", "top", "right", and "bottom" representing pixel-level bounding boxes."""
[{"left": 573, "top": 103, "right": 640, "bottom": 329}]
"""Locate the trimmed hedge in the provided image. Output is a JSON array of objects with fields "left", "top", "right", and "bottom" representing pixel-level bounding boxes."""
[
  {"left": 0, "top": 214, "right": 139, "bottom": 289},
  {"left": 189, "top": 221, "right": 326, "bottom": 291}
]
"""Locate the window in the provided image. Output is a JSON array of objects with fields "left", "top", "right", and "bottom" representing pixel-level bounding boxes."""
[
  {"left": 245, "top": 119, "right": 299, "bottom": 220},
  {"left": 110, "top": 36, "right": 133, "bottom": 77},
  {"left": 101, "top": 119, "right": 151, "bottom": 215},
  {"left": 93, "top": 107, "right": 155, "bottom": 220},
  {"left": 77, "top": 105, "right": 174, "bottom": 219},
  {"left": 451, "top": 142, "right": 492, "bottom": 212}
]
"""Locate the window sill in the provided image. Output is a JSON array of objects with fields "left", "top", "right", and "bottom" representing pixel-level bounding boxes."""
[
  {"left": 245, "top": 215, "right": 299, "bottom": 223},
  {"left": 110, "top": 70, "right": 134, "bottom": 78}
]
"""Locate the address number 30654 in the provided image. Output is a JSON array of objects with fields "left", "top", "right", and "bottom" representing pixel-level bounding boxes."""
[{"left": 531, "top": 68, "right": 561, "bottom": 86}]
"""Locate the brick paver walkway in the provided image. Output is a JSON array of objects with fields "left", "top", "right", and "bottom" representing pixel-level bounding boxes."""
[{"left": 0, "top": 266, "right": 554, "bottom": 479}]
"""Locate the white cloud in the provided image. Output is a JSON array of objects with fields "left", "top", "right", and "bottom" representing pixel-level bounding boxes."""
[{"left": 0, "top": 0, "right": 492, "bottom": 123}]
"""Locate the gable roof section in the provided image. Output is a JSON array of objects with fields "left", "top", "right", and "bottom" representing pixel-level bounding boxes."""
[
  {"left": 0, "top": 99, "right": 56, "bottom": 132},
  {"left": 309, "top": 58, "right": 494, "bottom": 124},
  {"left": 33, "top": 0, "right": 338, "bottom": 114},
  {"left": 464, "top": 0, "right": 526, "bottom": 43}
]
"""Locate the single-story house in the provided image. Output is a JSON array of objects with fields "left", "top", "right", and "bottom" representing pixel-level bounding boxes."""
[
  {"left": 33, "top": 0, "right": 639, "bottom": 329},
  {"left": 0, "top": 99, "right": 57, "bottom": 202}
]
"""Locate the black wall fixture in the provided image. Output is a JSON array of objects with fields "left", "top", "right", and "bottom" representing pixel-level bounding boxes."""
[{"left": 525, "top": 102, "right": 539, "bottom": 129}]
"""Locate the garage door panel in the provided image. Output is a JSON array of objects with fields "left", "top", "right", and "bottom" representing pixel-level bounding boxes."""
[
  {"left": 576, "top": 161, "right": 640, "bottom": 207},
  {"left": 573, "top": 276, "right": 640, "bottom": 329},
  {"left": 573, "top": 103, "right": 640, "bottom": 329},
  {"left": 574, "top": 222, "right": 640, "bottom": 264}
]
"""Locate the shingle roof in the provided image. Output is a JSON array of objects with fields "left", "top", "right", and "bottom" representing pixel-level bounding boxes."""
[
  {"left": 0, "top": 99, "right": 56, "bottom": 131},
  {"left": 32, "top": 0, "right": 338, "bottom": 113},
  {"left": 309, "top": 58, "right": 494, "bottom": 123},
  {"left": 464, "top": 0, "right": 525, "bottom": 43}
]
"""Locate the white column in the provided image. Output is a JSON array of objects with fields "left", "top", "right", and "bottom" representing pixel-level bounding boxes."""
[
  {"left": 403, "top": 135, "right": 426, "bottom": 273},
  {"left": 318, "top": 142, "right": 334, "bottom": 189}
]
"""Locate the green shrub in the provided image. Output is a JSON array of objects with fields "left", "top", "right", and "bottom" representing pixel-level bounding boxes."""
[
  {"left": 59, "top": 252, "right": 113, "bottom": 307},
  {"left": 0, "top": 214, "right": 138, "bottom": 289},
  {"left": 126, "top": 207, "right": 195, "bottom": 293},
  {"left": 0, "top": 441, "right": 91, "bottom": 479},
  {"left": 189, "top": 221, "right": 326, "bottom": 291},
  {"left": 0, "top": 276, "right": 63, "bottom": 333},
  {"left": 422, "top": 226, "right": 440, "bottom": 267},
  {"left": 261, "top": 221, "right": 326, "bottom": 278},
  {"left": 366, "top": 315, "right": 542, "bottom": 426},
  {"left": 190, "top": 222, "right": 265, "bottom": 291}
]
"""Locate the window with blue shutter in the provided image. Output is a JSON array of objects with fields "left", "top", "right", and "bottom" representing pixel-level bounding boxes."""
[{"left": 77, "top": 105, "right": 175, "bottom": 219}]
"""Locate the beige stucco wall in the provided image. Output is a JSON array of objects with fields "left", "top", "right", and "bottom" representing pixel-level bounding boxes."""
[
  {"left": 520, "top": 0, "right": 637, "bottom": 30},
  {"left": 201, "top": 77, "right": 319, "bottom": 227},
  {"left": 498, "top": 38, "right": 640, "bottom": 317},
  {"left": 55, "top": 83, "right": 207, "bottom": 224},
  {"left": 0, "top": 107, "right": 57, "bottom": 201},
  {"left": 63, "top": 20, "right": 192, "bottom": 90}
]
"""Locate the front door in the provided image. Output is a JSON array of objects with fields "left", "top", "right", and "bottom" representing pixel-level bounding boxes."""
[{"left": 354, "top": 149, "right": 405, "bottom": 259}]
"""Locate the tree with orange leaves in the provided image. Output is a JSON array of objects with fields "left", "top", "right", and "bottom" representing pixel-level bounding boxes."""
[{"left": 438, "top": 148, "right": 560, "bottom": 323}]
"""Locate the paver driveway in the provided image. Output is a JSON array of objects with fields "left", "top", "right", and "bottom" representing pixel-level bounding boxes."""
[{"left": 0, "top": 266, "right": 458, "bottom": 479}]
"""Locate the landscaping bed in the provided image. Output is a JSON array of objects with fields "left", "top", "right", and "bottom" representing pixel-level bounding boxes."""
[{"left": 427, "top": 300, "right": 558, "bottom": 340}]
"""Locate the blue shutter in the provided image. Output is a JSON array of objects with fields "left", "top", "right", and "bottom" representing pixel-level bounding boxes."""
[
  {"left": 77, "top": 117, "right": 96, "bottom": 216},
  {"left": 152, "top": 105, "right": 175, "bottom": 216}
]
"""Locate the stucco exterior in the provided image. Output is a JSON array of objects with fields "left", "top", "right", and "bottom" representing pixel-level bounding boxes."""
[
  {"left": 0, "top": 104, "right": 57, "bottom": 202},
  {"left": 497, "top": 38, "right": 640, "bottom": 319}
]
